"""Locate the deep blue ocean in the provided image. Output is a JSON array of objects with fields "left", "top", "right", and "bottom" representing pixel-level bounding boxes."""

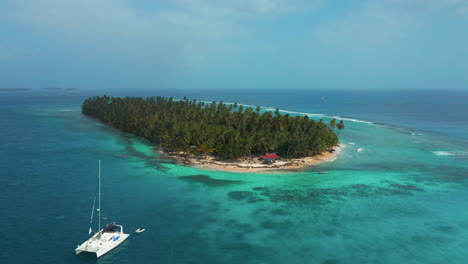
[{"left": 1, "top": 89, "right": 468, "bottom": 264}]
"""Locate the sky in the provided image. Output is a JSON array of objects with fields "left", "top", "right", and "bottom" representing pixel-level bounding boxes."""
[{"left": 0, "top": 0, "right": 467, "bottom": 91}]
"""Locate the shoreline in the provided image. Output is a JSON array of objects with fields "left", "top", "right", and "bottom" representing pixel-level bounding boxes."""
[{"left": 162, "top": 145, "right": 343, "bottom": 173}]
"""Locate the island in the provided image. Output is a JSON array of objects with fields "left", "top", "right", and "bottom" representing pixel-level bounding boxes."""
[
  {"left": 0, "top": 88, "right": 31, "bottom": 91},
  {"left": 82, "top": 96, "right": 344, "bottom": 172}
]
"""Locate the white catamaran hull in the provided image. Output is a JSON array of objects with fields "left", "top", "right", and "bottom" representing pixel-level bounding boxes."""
[
  {"left": 76, "top": 226, "right": 129, "bottom": 258},
  {"left": 75, "top": 161, "right": 129, "bottom": 258}
]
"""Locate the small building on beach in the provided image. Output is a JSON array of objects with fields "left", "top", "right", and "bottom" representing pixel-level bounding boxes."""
[{"left": 260, "top": 153, "right": 280, "bottom": 164}]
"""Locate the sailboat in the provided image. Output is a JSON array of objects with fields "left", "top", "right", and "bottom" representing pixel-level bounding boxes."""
[{"left": 75, "top": 160, "right": 130, "bottom": 258}]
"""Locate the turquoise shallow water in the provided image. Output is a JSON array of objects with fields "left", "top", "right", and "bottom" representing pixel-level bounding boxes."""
[{"left": 1, "top": 90, "right": 468, "bottom": 264}]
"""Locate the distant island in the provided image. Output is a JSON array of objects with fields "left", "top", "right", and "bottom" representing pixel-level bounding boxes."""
[
  {"left": 82, "top": 96, "right": 344, "bottom": 172},
  {"left": 0, "top": 88, "right": 31, "bottom": 91},
  {"left": 1, "top": 87, "right": 78, "bottom": 92}
]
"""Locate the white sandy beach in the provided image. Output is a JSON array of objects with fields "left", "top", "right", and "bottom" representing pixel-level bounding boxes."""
[{"left": 164, "top": 145, "right": 343, "bottom": 173}]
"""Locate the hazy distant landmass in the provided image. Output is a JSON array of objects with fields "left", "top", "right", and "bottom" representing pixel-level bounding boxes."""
[
  {"left": 0, "top": 88, "right": 31, "bottom": 91},
  {"left": 43, "top": 87, "right": 79, "bottom": 91},
  {"left": 0, "top": 87, "right": 79, "bottom": 92}
]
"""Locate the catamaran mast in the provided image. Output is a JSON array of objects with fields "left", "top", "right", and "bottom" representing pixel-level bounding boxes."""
[{"left": 98, "top": 160, "right": 101, "bottom": 233}]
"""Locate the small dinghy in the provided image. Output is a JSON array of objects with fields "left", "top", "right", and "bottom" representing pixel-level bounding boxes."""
[{"left": 135, "top": 228, "right": 145, "bottom": 233}]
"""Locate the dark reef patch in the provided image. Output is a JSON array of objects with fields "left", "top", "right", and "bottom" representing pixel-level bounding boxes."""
[
  {"left": 349, "top": 183, "right": 426, "bottom": 197},
  {"left": 433, "top": 225, "right": 457, "bottom": 234},
  {"left": 257, "top": 188, "right": 328, "bottom": 204},
  {"left": 229, "top": 181, "right": 427, "bottom": 207},
  {"left": 323, "top": 259, "right": 340, "bottom": 264},
  {"left": 222, "top": 219, "right": 256, "bottom": 233},
  {"left": 271, "top": 208, "right": 289, "bottom": 216},
  {"left": 323, "top": 229, "right": 337, "bottom": 236},
  {"left": 411, "top": 234, "right": 449, "bottom": 245},
  {"left": 207, "top": 201, "right": 221, "bottom": 212},
  {"left": 180, "top": 174, "right": 243, "bottom": 187},
  {"left": 376, "top": 187, "right": 413, "bottom": 196},
  {"left": 123, "top": 144, "right": 172, "bottom": 170},
  {"left": 228, "top": 191, "right": 264, "bottom": 203},
  {"left": 438, "top": 170, "right": 468, "bottom": 183},
  {"left": 260, "top": 220, "right": 294, "bottom": 232},
  {"left": 390, "top": 184, "right": 424, "bottom": 192}
]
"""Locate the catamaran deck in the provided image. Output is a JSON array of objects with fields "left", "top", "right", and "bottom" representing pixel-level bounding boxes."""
[{"left": 76, "top": 223, "right": 129, "bottom": 258}]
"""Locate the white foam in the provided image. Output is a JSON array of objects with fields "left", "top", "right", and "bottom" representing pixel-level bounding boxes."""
[
  {"left": 339, "top": 117, "right": 373, "bottom": 124},
  {"left": 58, "top": 109, "right": 71, "bottom": 112},
  {"left": 198, "top": 102, "right": 373, "bottom": 124},
  {"left": 433, "top": 151, "right": 467, "bottom": 156},
  {"left": 348, "top": 142, "right": 356, "bottom": 145},
  {"left": 357, "top": 148, "right": 364, "bottom": 153},
  {"left": 262, "top": 108, "right": 323, "bottom": 117},
  {"left": 199, "top": 101, "right": 259, "bottom": 110},
  {"left": 263, "top": 107, "right": 276, "bottom": 111},
  {"left": 266, "top": 108, "right": 374, "bottom": 124},
  {"left": 230, "top": 102, "right": 258, "bottom": 108}
]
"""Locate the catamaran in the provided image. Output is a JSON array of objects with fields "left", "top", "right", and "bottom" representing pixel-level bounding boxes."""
[{"left": 75, "top": 160, "right": 129, "bottom": 258}]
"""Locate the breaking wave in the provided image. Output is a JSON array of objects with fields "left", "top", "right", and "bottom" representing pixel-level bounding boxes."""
[
  {"left": 433, "top": 151, "right": 468, "bottom": 156},
  {"left": 197, "top": 101, "right": 374, "bottom": 125},
  {"left": 263, "top": 108, "right": 372, "bottom": 124}
]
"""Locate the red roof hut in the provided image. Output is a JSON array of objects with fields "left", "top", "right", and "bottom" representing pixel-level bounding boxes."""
[{"left": 261, "top": 153, "right": 280, "bottom": 159}]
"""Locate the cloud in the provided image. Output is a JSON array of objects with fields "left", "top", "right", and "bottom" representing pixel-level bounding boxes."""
[
  {"left": 2, "top": 1, "right": 223, "bottom": 72},
  {"left": 3, "top": 0, "right": 325, "bottom": 71},
  {"left": 173, "top": 0, "right": 316, "bottom": 16},
  {"left": 459, "top": 6, "right": 468, "bottom": 15},
  {"left": 294, "top": 0, "right": 468, "bottom": 89},
  {"left": 6, "top": 1, "right": 151, "bottom": 45},
  {"left": 246, "top": 0, "right": 309, "bottom": 15},
  {"left": 1, "top": 0, "right": 466, "bottom": 89},
  {"left": 312, "top": 4, "right": 410, "bottom": 50},
  {"left": 310, "top": 0, "right": 468, "bottom": 48},
  {"left": 4, "top": 0, "right": 323, "bottom": 41},
  {"left": 0, "top": 47, "right": 8, "bottom": 61},
  {"left": 381, "top": 0, "right": 468, "bottom": 12}
]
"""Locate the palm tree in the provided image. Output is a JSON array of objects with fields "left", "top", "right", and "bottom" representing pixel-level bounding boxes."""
[
  {"left": 337, "top": 120, "right": 345, "bottom": 135},
  {"left": 329, "top": 118, "right": 336, "bottom": 131},
  {"left": 82, "top": 95, "right": 340, "bottom": 160},
  {"left": 275, "top": 109, "right": 281, "bottom": 117}
]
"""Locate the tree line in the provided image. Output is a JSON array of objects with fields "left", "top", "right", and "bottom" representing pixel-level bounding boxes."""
[{"left": 82, "top": 95, "right": 344, "bottom": 160}]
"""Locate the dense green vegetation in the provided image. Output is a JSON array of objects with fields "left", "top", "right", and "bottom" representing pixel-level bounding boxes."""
[{"left": 82, "top": 96, "right": 343, "bottom": 160}]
